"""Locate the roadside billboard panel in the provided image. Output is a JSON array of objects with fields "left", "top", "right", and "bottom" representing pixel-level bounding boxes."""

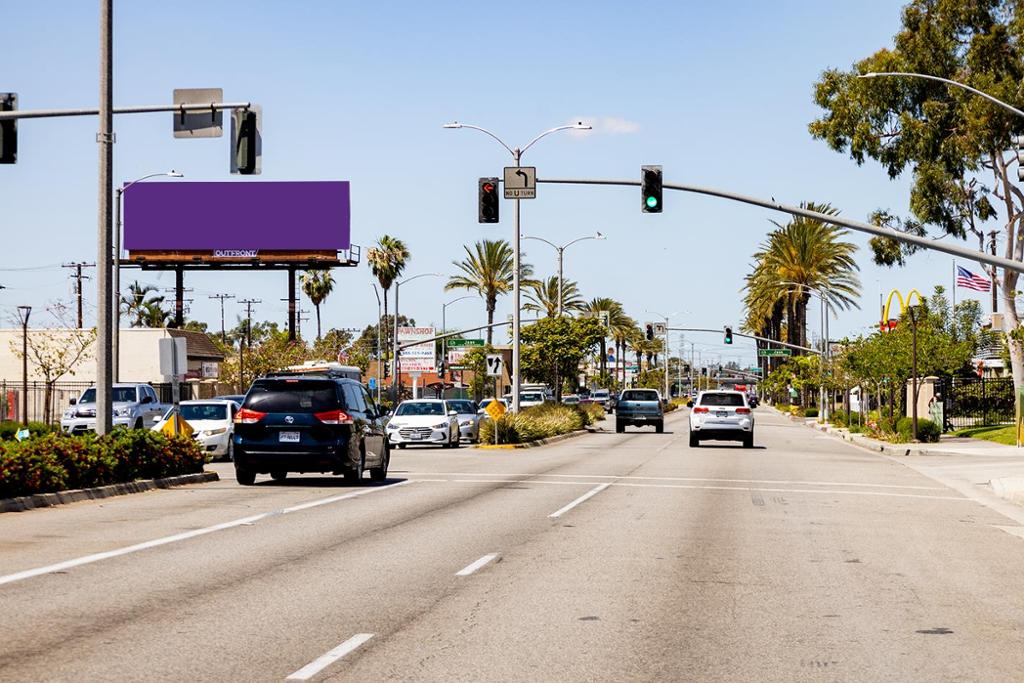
[{"left": 398, "top": 327, "right": 436, "bottom": 373}]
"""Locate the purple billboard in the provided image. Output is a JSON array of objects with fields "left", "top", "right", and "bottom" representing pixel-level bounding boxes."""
[{"left": 124, "top": 181, "right": 350, "bottom": 252}]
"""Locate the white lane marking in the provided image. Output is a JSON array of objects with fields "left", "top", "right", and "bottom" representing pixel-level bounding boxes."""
[
  {"left": 400, "top": 472, "right": 945, "bottom": 491},
  {"left": 455, "top": 553, "right": 499, "bottom": 576},
  {"left": 0, "top": 481, "right": 413, "bottom": 588},
  {"left": 407, "top": 477, "right": 968, "bottom": 502},
  {"left": 286, "top": 633, "right": 374, "bottom": 681},
  {"left": 549, "top": 483, "right": 611, "bottom": 518}
]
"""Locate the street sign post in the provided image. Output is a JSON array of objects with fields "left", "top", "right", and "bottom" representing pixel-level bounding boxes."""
[
  {"left": 159, "top": 337, "right": 188, "bottom": 435},
  {"left": 758, "top": 348, "right": 792, "bottom": 357},
  {"left": 503, "top": 166, "right": 536, "bottom": 199}
]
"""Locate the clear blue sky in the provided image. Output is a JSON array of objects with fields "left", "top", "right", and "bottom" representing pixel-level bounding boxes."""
[{"left": 3, "top": 0, "right": 990, "bottom": 367}]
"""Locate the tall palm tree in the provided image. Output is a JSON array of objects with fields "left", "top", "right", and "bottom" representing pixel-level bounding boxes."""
[
  {"left": 300, "top": 270, "right": 335, "bottom": 341},
  {"left": 446, "top": 239, "right": 534, "bottom": 344},
  {"left": 743, "top": 202, "right": 860, "bottom": 352},
  {"left": 523, "top": 276, "right": 585, "bottom": 318},
  {"left": 585, "top": 298, "right": 625, "bottom": 377},
  {"left": 367, "top": 235, "right": 410, "bottom": 358},
  {"left": 121, "top": 281, "right": 169, "bottom": 328},
  {"left": 610, "top": 314, "right": 636, "bottom": 389}
]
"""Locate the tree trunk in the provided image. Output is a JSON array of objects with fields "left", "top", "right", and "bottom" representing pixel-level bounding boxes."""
[
  {"left": 486, "top": 298, "right": 495, "bottom": 345},
  {"left": 599, "top": 339, "right": 607, "bottom": 377},
  {"left": 315, "top": 304, "right": 322, "bottom": 341},
  {"left": 382, "top": 287, "right": 390, "bottom": 376}
]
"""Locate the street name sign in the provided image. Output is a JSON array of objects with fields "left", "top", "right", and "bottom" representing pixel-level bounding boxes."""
[
  {"left": 503, "top": 166, "right": 536, "bottom": 199},
  {"left": 758, "top": 348, "right": 792, "bottom": 357},
  {"left": 448, "top": 339, "right": 484, "bottom": 347}
]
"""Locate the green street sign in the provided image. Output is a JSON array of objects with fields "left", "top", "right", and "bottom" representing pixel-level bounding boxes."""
[
  {"left": 448, "top": 338, "right": 484, "bottom": 348},
  {"left": 747, "top": 367, "right": 763, "bottom": 374},
  {"left": 758, "top": 348, "right": 792, "bottom": 357}
]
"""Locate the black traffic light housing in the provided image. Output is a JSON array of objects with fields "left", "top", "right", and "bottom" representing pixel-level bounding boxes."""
[
  {"left": 0, "top": 93, "right": 17, "bottom": 164},
  {"left": 479, "top": 177, "right": 500, "bottom": 223},
  {"left": 724, "top": 326, "right": 733, "bottom": 345},
  {"left": 231, "top": 107, "right": 261, "bottom": 175},
  {"left": 641, "top": 164, "right": 662, "bottom": 213},
  {"left": 645, "top": 323, "right": 654, "bottom": 341}
]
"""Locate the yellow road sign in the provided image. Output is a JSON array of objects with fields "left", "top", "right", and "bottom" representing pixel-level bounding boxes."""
[
  {"left": 485, "top": 400, "right": 506, "bottom": 421},
  {"left": 161, "top": 413, "right": 194, "bottom": 438}
]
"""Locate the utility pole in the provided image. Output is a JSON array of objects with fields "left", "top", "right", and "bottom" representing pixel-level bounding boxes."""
[
  {"left": 238, "top": 299, "right": 260, "bottom": 394},
  {"left": 95, "top": 0, "right": 114, "bottom": 436},
  {"left": 165, "top": 285, "right": 193, "bottom": 328},
  {"left": 297, "top": 309, "right": 309, "bottom": 341},
  {"left": 208, "top": 293, "right": 235, "bottom": 342},
  {"left": 62, "top": 262, "right": 94, "bottom": 328}
]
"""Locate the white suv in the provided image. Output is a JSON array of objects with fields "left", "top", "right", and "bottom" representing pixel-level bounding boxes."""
[{"left": 688, "top": 390, "right": 755, "bottom": 448}]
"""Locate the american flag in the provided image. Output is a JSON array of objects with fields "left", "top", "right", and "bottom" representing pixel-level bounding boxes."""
[{"left": 956, "top": 265, "right": 992, "bottom": 292}]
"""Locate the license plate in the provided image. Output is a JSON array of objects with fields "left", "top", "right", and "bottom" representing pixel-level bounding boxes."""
[
  {"left": 410, "top": 432, "right": 422, "bottom": 440},
  {"left": 279, "top": 431, "right": 300, "bottom": 443},
  {"left": 716, "top": 411, "right": 728, "bottom": 418}
]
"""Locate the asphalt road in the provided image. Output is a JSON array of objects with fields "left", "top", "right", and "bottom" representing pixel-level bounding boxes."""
[{"left": 3, "top": 408, "right": 1024, "bottom": 682}]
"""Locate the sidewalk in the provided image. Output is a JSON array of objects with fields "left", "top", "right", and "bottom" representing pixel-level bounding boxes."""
[{"left": 778, "top": 408, "right": 1024, "bottom": 524}]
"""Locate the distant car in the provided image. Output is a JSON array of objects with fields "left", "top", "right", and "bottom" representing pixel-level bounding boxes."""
[
  {"left": 152, "top": 399, "right": 239, "bottom": 460},
  {"left": 232, "top": 376, "right": 389, "bottom": 485},
  {"left": 562, "top": 395, "right": 581, "bottom": 405},
  {"left": 446, "top": 398, "right": 481, "bottom": 442},
  {"left": 615, "top": 389, "right": 664, "bottom": 433},
  {"left": 589, "top": 389, "right": 614, "bottom": 413},
  {"left": 386, "top": 399, "right": 460, "bottom": 449},
  {"left": 519, "top": 391, "right": 546, "bottom": 409},
  {"left": 688, "top": 390, "right": 754, "bottom": 448},
  {"left": 61, "top": 383, "right": 168, "bottom": 434}
]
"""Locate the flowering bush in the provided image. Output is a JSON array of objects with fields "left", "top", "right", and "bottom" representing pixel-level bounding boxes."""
[{"left": 0, "top": 429, "right": 205, "bottom": 499}]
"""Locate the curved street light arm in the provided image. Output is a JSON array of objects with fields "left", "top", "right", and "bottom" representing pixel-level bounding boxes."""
[
  {"left": 563, "top": 234, "right": 601, "bottom": 250},
  {"left": 444, "top": 123, "right": 515, "bottom": 157},
  {"left": 399, "top": 272, "right": 442, "bottom": 287},
  {"left": 860, "top": 72, "right": 1024, "bottom": 119},
  {"left": 521, "top": 124, "right": 584, "bottom": 156},
  {"left": 523, "top": 235, "right": 559, "bottom": 251},
  {"left": 121, "top": 170, "right": 182, "bottom": 194}
]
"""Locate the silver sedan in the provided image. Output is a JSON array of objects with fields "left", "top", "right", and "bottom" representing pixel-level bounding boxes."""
[{"left": 446, "top": 399, "right": 482, "bottom": 443}]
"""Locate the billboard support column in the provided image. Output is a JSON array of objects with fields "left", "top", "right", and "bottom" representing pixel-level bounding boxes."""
[{"left": 287, "top": 267, "right": 296, "bottom": 342}]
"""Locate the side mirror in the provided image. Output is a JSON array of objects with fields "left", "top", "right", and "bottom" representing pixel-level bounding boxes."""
[
  {"left": 141, "top": 395, "right": 153, "bottom": 404},
  {"left": 69, "top": 398, "right": 77, "bottom": 405}
]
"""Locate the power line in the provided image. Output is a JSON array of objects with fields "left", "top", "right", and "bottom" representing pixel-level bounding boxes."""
[
  {"left": 237, "top": 299, "right": 261, "bottom": 394},
  {"left": 209, "top": 293, "right": 235, "bottom": 343}
]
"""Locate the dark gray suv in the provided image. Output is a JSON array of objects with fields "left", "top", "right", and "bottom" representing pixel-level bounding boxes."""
[{"left": 232, "top": 377, "right": 388, "bottom": 486}]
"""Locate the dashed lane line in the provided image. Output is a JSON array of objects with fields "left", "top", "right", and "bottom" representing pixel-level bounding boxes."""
[
  {"left": 548, "top": 483, "right": 612, "bottom": 518},
  {"left": 455, "top": 553, "right": 499, "bottom": 576},
  {"left": 285, "top": 633, "right": 374, "bottom": 681}
]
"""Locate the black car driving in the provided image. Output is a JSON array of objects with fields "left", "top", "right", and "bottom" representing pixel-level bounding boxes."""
[{"left": 232, "top": 376, "right": 388, "bottom": 486}]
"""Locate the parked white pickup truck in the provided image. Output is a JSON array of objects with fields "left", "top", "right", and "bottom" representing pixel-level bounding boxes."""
[{"left": 60, "top": 383, "right": 169, "bottom": 434}]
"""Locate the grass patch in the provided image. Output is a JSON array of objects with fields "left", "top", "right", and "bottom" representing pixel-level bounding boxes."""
[{"left": 953, "top": 425, "right": 1019, "bottom": 446}]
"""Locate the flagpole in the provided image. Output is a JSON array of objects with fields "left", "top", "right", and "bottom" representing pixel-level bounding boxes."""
[{"left": 951, "top": 260, "right": 956, "bottom": 334}]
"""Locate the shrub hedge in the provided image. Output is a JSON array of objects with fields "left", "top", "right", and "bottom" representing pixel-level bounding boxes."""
[
  {"left": 480, "top": 402, "right": 591, "bottom": 445},
  {"left": 0, "top": 420, "right": 57, "bottom": 441},
  {"left": 805, "top": 407, "right": 819, "bottom": 418},
  {"left": 0, "top": 429, "right": 205, "bottom": 500},
  {"left": 896, "top": 417, "right": 941, "bottom": 443}
]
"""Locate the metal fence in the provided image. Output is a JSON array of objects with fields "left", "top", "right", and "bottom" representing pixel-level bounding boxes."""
[
  {"left": 0, "top": 380, "right": 196, "bottom": 425},
  {"left": 938, "top": 376, "right": 1015, "bottom": 431}
]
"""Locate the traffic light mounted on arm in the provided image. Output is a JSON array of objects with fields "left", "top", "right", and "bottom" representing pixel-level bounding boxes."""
[
  {"left": 645, "top": 323, "right": 654, "bottom": 341},
  {"left": 0, "top": 93, "right": 17, "bottom": 164},
  {"left": 724, "top": 326, "right": 733, "bottom": 345},
  {"left": 641, "top": 165, "right": 662, "bottom": 213},
  {"left": 479, "top": 177, "right": 499, "bottom": 223}
]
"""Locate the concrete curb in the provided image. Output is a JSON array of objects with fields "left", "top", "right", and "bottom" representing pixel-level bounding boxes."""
[
  {"left": 804, "top": 420, "right": 982, "bottom": 458},
  {"left": 0, "top": 471, "right": 220, "bottom": 513},
  {"left": 476, "top": 427, "right": 597, "bottom": 450},
  {"left": 990, "top": 477, "right": 1024, "bottom": 501}
]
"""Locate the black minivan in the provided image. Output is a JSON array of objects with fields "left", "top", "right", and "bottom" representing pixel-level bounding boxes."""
[{"left": 232, "top": 377, "right": 388, "bottom": 486}]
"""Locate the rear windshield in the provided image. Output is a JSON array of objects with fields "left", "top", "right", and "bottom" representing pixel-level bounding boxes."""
[
  {"left": 521, "top": 393, "right": 545, "bottom": 402},
  {"left": 448, "top": 400, "right": 478, "bottom": 414},
  {"left": 700, "top": 393, "right": 745, "bottom": 407},
  {"left": 245, "top": 380, "right": 339, "bottom": 413},
  {"left": 621, "top": 390, "right": 659, "bottom": 402},
  {"left": 396, "top": 402, "right": 445, "bottom": 416},
  {"left": 592, "top": 390, "right": 609, "bottom": 398}
]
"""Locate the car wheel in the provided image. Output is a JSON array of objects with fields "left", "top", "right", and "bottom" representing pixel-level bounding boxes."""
[
  {"left": 235, "top": 467, "right": 256, "bottom": 486},
  {"left": 134, "top": 418, "right": 143, "bottom": 430},
  {"left": 743, "top": 434, "right": 754, "bottom": 449},
  {"left": 344, "top": 454, "right": 364, "bottom": 485},
  {"left": 226, "top": 441, "right": 234, "bottom": 462},
  {"left": 615, "top": 420, "right": 625, "bottom": 433},
  {"left": 270, "top": 470, "right": 287, "bottom": 482},
  {"left": 369, "top": 446, "right": 390, "bottom": 482},
  {"left": 451, "top": 432, "right": 460, "bottom": 449},
  {"left": 688, "top": 432, "right": 699, "bottom": 448},
  {"left": 655, "top": 421, "right": 664, "bottom": 434},
  {"left": 397, "top": 443, "right": 407, "bottom": 449}
]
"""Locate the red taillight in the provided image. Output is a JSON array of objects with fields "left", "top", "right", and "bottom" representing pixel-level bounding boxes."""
[
  {"left": 314, "top": 409, "right": 354, "bottom": 425},
  {"left": 693, "top": 406, "right": 709, "bottom": 413},
  {"left": 736, "top": 407, "right": 751, "bottom": 414},
  {"left": 234, "top": 408, "right": 266, "bottom": 424}
]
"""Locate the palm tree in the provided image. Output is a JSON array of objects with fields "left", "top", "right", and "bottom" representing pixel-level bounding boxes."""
[
  {"left": 300, "top": 270, "right": 335, "bottom": 341},
  {"left": 446, "top": 239, "right": 534, "bottom": 344},
  {"left": 367, "top": 235, "right": 410, "bottom": 359},
  {"left": 524, "top": 276, "right": 585, "bottom": 318},
  {"left": 610, "top": 314, "right": 636, "bottom": 389},
  {"left": 584, "top": 298, "right": 625, "bottom": 377},
  {"left": 121, "top": 281, "right": 170, "bottom": 328},
  {"left": 743, "top": 202, "right": 860, "bottom": 352}
]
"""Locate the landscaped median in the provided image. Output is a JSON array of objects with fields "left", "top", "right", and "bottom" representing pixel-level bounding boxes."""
[
  {"left": 0, "top": 428, "right": 209, "bottom": 506},
  {"left": 478, "top": 401, "right": 605, "bottom": 448}
]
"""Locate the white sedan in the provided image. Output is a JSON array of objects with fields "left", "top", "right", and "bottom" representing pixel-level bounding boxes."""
[
  {"left": 386, "top": 399, "right": 461, "bottom": 449},
  {"left": 152, "top": 399, "right": 239, "bottom": 460}
]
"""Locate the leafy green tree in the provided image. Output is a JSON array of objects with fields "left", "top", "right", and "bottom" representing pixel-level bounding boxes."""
[
  {"left": 808, "top": 0, "right": 1024, "bottom": 389},
  {"left": 300, "top": 270, "right": 335, "bottom": 341},
  {"left": 520, "top": 316, "right": 604, "bottom": 400}
]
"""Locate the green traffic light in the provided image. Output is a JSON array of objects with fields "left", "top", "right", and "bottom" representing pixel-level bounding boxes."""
[{"left": 645, "top": 195, "right": 658, "bottom": 208}]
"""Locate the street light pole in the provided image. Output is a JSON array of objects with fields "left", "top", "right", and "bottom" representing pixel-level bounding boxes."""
[
  {"left": 909, "top": 305, "right": 921, "bottom": 442},
  {"left": 114, "top": 170, "right": 183, "bottom": 381},
  {"left": 442, "top": 295, "right": 475, "bottom": 384},
  {"left": 523, "top": 232, "right": 605, "bottom": 316},
  {"left": 17, "top": 306, "right": 30, "bottom": 425},
  {"left": 372, "top": 284, "right": 383, "bottom": 405},
  {"left": 444, "top": 120, "right": 591, "bottom": 411},
  {"left": 646, "top": 310, "right": 679, "bottom": 402},
  {"left": 392, "top": 273, "right": 441, "bottom": 402}
]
